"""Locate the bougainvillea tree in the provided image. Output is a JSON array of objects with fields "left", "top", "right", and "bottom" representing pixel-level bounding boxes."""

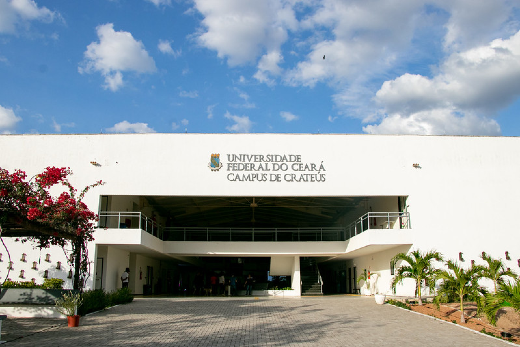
[{"left": 0, "top": 166, "right": 103, "bottom": 290}]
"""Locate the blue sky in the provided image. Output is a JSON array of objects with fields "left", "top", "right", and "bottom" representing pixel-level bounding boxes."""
[{"left": 1, "top": 0, "right": 520, "bottom": 136}]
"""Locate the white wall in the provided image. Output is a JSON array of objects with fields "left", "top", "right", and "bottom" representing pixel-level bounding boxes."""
[
  {"left": 2, "top": 134, "right": 520, "bottom": 293},
  {"left": 130, "top": 254, "right": 162, "bottom": 295},
  {"left": 0, "top": 240, "right": 74, "bottom": 289},
  {"left": 104, "top": 246, "right": 130, "bottom": 292},
  {"left": 270, "top": 256, "right": 294, "bottom": 276}
]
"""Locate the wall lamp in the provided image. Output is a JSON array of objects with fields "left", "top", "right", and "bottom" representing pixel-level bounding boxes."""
[
  {"left": 459, "top": 252, "right": 464, "bottom": 261},
  {"left": 506, "top": 251, "right": 511, "bottom": 260},
  {"left": 90, "top": 161, "right": 101, "bottom": 167},
  {"left": 412, "top": 163, "right": 421, "bottom": 169},
  {"left": 481, "top": 251, "right": 486, "bottom": 258},
  {"left": 518, "top": 259, "right": 520, "bottom": 267}
]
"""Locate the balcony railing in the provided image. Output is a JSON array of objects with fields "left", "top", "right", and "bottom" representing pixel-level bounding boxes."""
[
  {"left": 163, "top": 227, "right": 345, "bottom": 242},
  {"left": 98, "top": 212, "right": 163, "bottom": 239},
  {"left": 98, "top": 211, "right": 410, "bottom": 242},
  {"left": 346, "top": 211, "right": 411, "bottom": 239}
]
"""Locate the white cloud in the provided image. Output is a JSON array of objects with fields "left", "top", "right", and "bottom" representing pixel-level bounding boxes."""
[
  {"left": 328, "top": 115, "right": 338, "bottom": 122},
  {"left": 146, "top": 0, "right": 171, "bottom": 7},
  {"left": 0, "top": 104, "right": 22, "bottom": 132},
  {"left": 363, "top": 110, "right": 500, "bottom": 136},
  {"left": 158, "top": 39, "right": 181, "bottom": 57},
  {"left": 193, "top": 0, "right": 297, "bottom": 66},
  {"left": 207, "top": 104, "right": 217, "bottom": 119},
  {"left": 181, "top": 119, "right": 189, "bottom": 126},
  {"left": 280, "top": 111, "right": 298, "bottom": 122},
  {"left": 285, "top": 0, "right": 518, "bottom": 90},
  {"left": 229, "top": 88, "right": 255, "bottom": 109},
  {"left": 51, "top": 118, "right": 75, "bottom": 132},
  {"left": 106, "top": 120, "right": 156, "bottom": 133},
  {"left": 171, "top": 122, "right": 179, "bottom": 130},
  {"left": 369, "top": 30, "right": 520, "bottom": 135},
  {"left": 179, "top": 90, "right": 199, "bottom": 98},
  {"left": 0, "top": 0, "right": 58, "bottom": 34},
  {"left": 104, "top": 71, "right": 123, "bottom": 92},
  {"left": 79, "top": 23, "right": 156, "bottom": 91},
  {"left": 224, "top": 111, "right": 253, "bottom": 132},
  {"left": 438, "top": 0, "right": 516, "bottom": 51},
  {"left": 286, "top": 0, "right": 423, "bottom": 87},
  {"left": 254, "top": 50, "right": 283, "bottom": 85}
]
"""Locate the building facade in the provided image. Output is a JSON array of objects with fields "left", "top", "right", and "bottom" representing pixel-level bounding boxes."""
[{"left": 0, "top": 133, "right": 518, "bottom": 296}]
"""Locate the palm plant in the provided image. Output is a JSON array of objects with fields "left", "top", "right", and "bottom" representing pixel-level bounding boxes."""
[
  {"left": 357, "top": 269, "right": 370, "bottom": 290},
  {"left": 484, "top": 278, "right": 520, "bottom": 325},
  {"left": 480, "top": 253, "right": 517, "bottom": 293},
  {"left": 391, "top": 250, "right": 443, "bottom": 305},
  {"left": 434, "top": 260, "right": 485, "bottom": 324},
  {"left": 357, "top": 269, "right": 377, "bottom": 294}
]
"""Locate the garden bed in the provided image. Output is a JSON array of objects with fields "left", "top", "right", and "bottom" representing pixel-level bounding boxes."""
[{"left": 405, "top": 302, "right": 520, "bottom": 344}]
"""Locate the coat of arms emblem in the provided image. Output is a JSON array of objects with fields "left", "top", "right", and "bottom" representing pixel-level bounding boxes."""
[{"left": 208, "top": 153, "right": 223, "bottom": 171}]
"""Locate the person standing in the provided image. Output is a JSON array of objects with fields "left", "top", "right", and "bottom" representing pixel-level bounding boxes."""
[
  {"left": 245, "top": 273, "right": 254, "bottom": 295},
  {"left": 210, "top": 273, "right": 218, "bottom": 296},
  {"left": 121, "top": 268, "right": 130, "bottom": 288},
  {"left": 219, "top": 272, "right": 225, "bottom": 296},
  {"left": 230, "top": 274, "right": 237, "bottom": 296}
]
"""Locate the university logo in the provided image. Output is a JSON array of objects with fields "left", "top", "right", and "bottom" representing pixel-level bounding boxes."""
[{"left": 208, "top": 153, "right": 223, "bottom": 171}]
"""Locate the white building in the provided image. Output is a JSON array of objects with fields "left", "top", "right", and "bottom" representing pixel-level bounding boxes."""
[{"left": 0, "top": 133, "right": 518, "bottom": 296}]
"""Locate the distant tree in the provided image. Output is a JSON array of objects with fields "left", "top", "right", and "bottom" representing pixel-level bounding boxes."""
[
  {"left": 484, "top": 278, "right": 520, "bottom": 325},
  {"left": 434, "top": 260, "right": 485, "bottom": 324},
  {"left": 0, "top": 166, "right": 102, "bottom": 290},
  {"left": 480, "top": 253, "right": 517, "bottom": 293},
  {"left": 391, "top": 250, "right": 443, "bottom": 305}
]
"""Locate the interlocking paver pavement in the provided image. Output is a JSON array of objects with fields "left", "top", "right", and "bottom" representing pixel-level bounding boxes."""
[{"left": 1, "top": 295, "right": 513, "bottom": 346}]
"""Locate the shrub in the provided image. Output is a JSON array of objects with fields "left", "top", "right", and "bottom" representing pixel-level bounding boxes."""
[
  {"left": 78, "top": 289, "right": 108, "bottom": 316},
  {"left": 108, "top": 288, "right": 134, "bottom": 306},
  {"left": 386, "top": 299, "right": 411, "bottom": 310},
  {"left": 2, "top": 280, "right": 40, "bottom": 288},
  {"left": 42, "top": 278, "right": 64, "bottom": 289},
  {"left": 78, "top": 288, "right": 133, "bottom": 316},
  {"left": 55, "top": 291, "right": 83, "bottom": 316},
  {"left": 2, "top": 278, "right": 64, "bottom": 289}
]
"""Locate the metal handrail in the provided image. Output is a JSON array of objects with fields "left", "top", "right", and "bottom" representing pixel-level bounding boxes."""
[
  {"left": 345, "top": 211, "right": 411, "bottom": 239},
  {"left": 317, "top": 267, "right": 324, "bottom": 294},
  {"left": 162, "top": 227, "right": 346, "bottom": 242},
  {"left": 98, "top": 211, "right": 163, "bottom": 239},
  {"left": 98, "top": 210, "right": 410, "bottom": 242}
]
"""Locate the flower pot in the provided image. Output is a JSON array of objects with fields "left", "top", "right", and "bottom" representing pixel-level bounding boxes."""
[
  {"left": 67, "top": 315, "right": 80, "bottom": 327},
  {"left": 374, "top": 294, "right": 386, "bottom": 305}
]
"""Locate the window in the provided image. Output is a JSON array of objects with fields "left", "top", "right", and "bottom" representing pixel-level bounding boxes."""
[
  {"left": 19, "top": 270, "right": 25, "bottom": 278},
  {"left": 56, "top": 261, "right": 61, "bottom": 270},
  {"left": 20, "top": 253, "right": 27, "bottom": 262},
  {"left": 43, "top": 270, "right": 48, "bottom": 279},
  {"left": 32, "top": 261, "right": 38, "bottom": 270},
  {"left": 45, "top": 254, "right": 51, "bottom": 262},
  {"left": 68, "top": 270, "right": 73, "bottom": 279},
  {"left": 7, "top": 261, "right": 13, "bottom": 270}
]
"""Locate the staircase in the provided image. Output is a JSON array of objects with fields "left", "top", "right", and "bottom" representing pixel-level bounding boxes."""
[{"left": 300, "top": 257, "right": 323, "bottom": 296}]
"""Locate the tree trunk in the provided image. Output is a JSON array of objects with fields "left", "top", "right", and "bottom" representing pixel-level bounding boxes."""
[
  {"left": 460, "top": 294, "right": 466, "bottom": 324},
  {"left": 417, "top": 280, "right": 423, "bottom": 305},
  {"left": 73, "top": 239, "right": 82, "bottom": 290}
]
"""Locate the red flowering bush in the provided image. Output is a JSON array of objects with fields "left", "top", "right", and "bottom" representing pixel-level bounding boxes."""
[{"left": 0, "top": 166, "right": 103, "bottom": 289}]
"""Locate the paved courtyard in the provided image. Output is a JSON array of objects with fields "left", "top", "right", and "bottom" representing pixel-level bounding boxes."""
[{"left": 1, "top": 295, "right": 513, "bottom": 346}]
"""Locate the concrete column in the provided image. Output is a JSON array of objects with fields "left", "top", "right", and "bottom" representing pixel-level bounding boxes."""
[{"left": 291, "top": 256, "right": 301, "bottom": 295}]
